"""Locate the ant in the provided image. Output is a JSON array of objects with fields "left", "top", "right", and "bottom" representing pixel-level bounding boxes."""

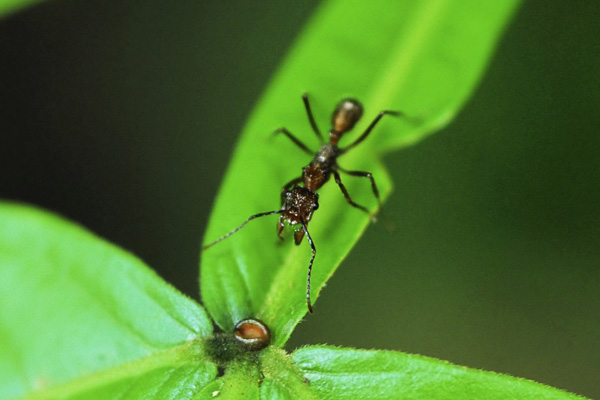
[{"left": 203, "top": 94, "right": 404, "bottom": 313}]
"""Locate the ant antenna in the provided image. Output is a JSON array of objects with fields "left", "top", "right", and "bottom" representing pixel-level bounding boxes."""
[
  {"left": 301, "top": 219, "right": 317, "bottom": 313},
  {"left": 202, "top": 210, "right": 282, "bottom": 250}
]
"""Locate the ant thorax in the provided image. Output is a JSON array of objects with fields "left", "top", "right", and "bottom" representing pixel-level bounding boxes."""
[
  {"left": 315, "top": 143, "right": 339, "bottom": 163},
  {"left": 302, "top": 144, "right": 339, "bottom": 191},
  {"left": 282, "top": 186, "right": 319, "bottom": 225}
]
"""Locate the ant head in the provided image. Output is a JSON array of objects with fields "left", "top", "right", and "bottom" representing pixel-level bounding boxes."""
[
  {"left": 283, "top": 187, "right": 319, "bottom": 224},
  {"left": 331, "top": 98, "right": 363, "bottom": 135}
]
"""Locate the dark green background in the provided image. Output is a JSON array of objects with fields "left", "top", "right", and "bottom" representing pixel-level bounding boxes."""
[{"left": 1, "top": 1, "right": 598, "bottom": 398}]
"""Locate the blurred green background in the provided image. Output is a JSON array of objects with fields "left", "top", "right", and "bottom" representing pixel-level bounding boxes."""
[{"left": 1, "top": 1, "right": 598, "bottom": 398}]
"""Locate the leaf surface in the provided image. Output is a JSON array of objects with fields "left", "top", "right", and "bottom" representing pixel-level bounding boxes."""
[
  {"left": 192, "top": 361, "right": 260, "bottom": 400},
  {"left": 292, "top": 346, "right": 588, "bottom": 400},
  {"left": 20, "top": 344, "right": 216, "bottom": 400},
  {"left": 258, "top": 348, "right": 317, "bottom": 400},
  {"left": 0, "top": 202, "right": 214, "bottom": 399},
  {"left": 200, "top": 0, "right": 520, "bottom": 346}
]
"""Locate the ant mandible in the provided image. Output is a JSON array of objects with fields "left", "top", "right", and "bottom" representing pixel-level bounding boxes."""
[{"left": 203, "top": 94, "right": 403, "bottom": 313}]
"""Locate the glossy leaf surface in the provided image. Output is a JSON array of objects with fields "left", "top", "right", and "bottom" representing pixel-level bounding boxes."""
[
  {"left": 259, "top": 348, "right": 317, "bottom": 400},
  {"left": 200, "top": 0, "right": 521, "bottom": 346},
  {"left": 192, "top": 360, "right": 260, "bottom": 400},
  {"left": 0, "top": 203, "right": 214, "bottom": 399},
  {"left": 292, "top": 346, "right": 588, "bottom": 400}
]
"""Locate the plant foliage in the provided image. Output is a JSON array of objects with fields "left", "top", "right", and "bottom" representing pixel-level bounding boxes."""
[{"left": 0, "top": 1, "right": 588, "bottom": 399}]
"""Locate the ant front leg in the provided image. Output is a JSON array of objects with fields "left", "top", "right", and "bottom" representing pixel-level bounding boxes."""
[
  {"left": 272, "top": 127, "right": 313, "bottom": 155},
  {"left": 332, "top": 170, "right": 373, "bottom": 220},
  {"left": 337, "top": 166, "right": 381, "bottom": 212}
]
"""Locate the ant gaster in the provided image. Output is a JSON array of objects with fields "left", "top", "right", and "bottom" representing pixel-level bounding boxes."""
[{"left": 203, "top": 94, "right": 403, "bottom": 313}]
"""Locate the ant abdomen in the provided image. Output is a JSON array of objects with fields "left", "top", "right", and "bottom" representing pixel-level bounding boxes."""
[{"left": 332, "top": 98, "right": 363, "bottom": 135}]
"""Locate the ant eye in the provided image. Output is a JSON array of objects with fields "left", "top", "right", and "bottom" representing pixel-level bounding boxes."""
[{"left": 313, "top": 202, "right": 319, "bottom": 210}]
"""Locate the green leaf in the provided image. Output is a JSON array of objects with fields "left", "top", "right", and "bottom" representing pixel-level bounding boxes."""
[
  {"left": 20, "top": 344, "right": 216, "bottom": 400},
  {"left": 0, "top": 0, "right": 44, "bottom": 18},
  {"left": 201, "top": 0, "right": 520, "bottom": 346},
  {"left": 0, "top": 202, "right": 215, "bottom": 399},
  {"left": 292, "top": 346, "right": 589, "bottom": 400},
  {"left": 258, "top": 348, "right": 317, "bottom": 400},
  {"left": 192, "top": 360, "right": 260, "bottom": 400}
]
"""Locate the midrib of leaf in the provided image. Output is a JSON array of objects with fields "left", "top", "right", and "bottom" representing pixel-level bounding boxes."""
[
  {"left": 367, "top": 0, "right": 448, "bottom": 117},
  {"left": 362, "top": 0, "right": 474, "bottom": 151},
  {"left": 18, "top": 341, "right": 210, "bottom": 400},
  {"left": 201, "top": 0, "right": 521, "bottom": 350}
]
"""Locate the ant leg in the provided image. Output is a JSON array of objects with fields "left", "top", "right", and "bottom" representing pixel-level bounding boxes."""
[
  {"left": 301, "top": 220, "right": 316, "bottom": 313},
  {"left": 302, "top": 93, "right": 324, "bottom": 142},
  {"left": 202, "top": 210, "right": 282, "bottom": 250},
  {"left": 272, "top": 128, "right": 313, "bottom": 155},
  {"left": 280, "top": 176, "right": 303, "bottom": 204},
  {"left": 332, "top": 170, "right": 374, "bottom": 220},
  {"left": 341, "top": 110, "right": 404, "bottom": 153},
  {"left": 337, "top": 166, "right": 381, "bottom": 211}
]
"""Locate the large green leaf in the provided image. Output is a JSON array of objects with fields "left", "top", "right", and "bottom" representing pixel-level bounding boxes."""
[
  {"left": 19, "top": 345, "right": 216, "bottom": 400},
  {"left": 0, "top": 200, "right": 583, "bottom": 398},
  {"left": 0, "top": 202, "right": 215, "bottom": 399},
  {"left": 200, "top": 0, "right": 520, "bottom": 346},
  {"left": 292, "top": 346, "right": 588, "bottom": 400}
]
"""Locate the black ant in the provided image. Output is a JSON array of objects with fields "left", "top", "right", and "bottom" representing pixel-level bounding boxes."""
[{"left": 203, "top": 94, "right": 404, "bottom": 313}]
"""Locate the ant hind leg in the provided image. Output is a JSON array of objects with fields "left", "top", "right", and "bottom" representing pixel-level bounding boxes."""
[
  {"left": 341, "top": 110, "right": 404, "bottom": 153},
  {"left": 338, "top": 166, "right": 397, "bottom": 228},
  {"left": 332, "top": 170, "right": 373, "bottom": 221},
  {"left": 337, "top": 166, "right": 381, "bottom": 211}
]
